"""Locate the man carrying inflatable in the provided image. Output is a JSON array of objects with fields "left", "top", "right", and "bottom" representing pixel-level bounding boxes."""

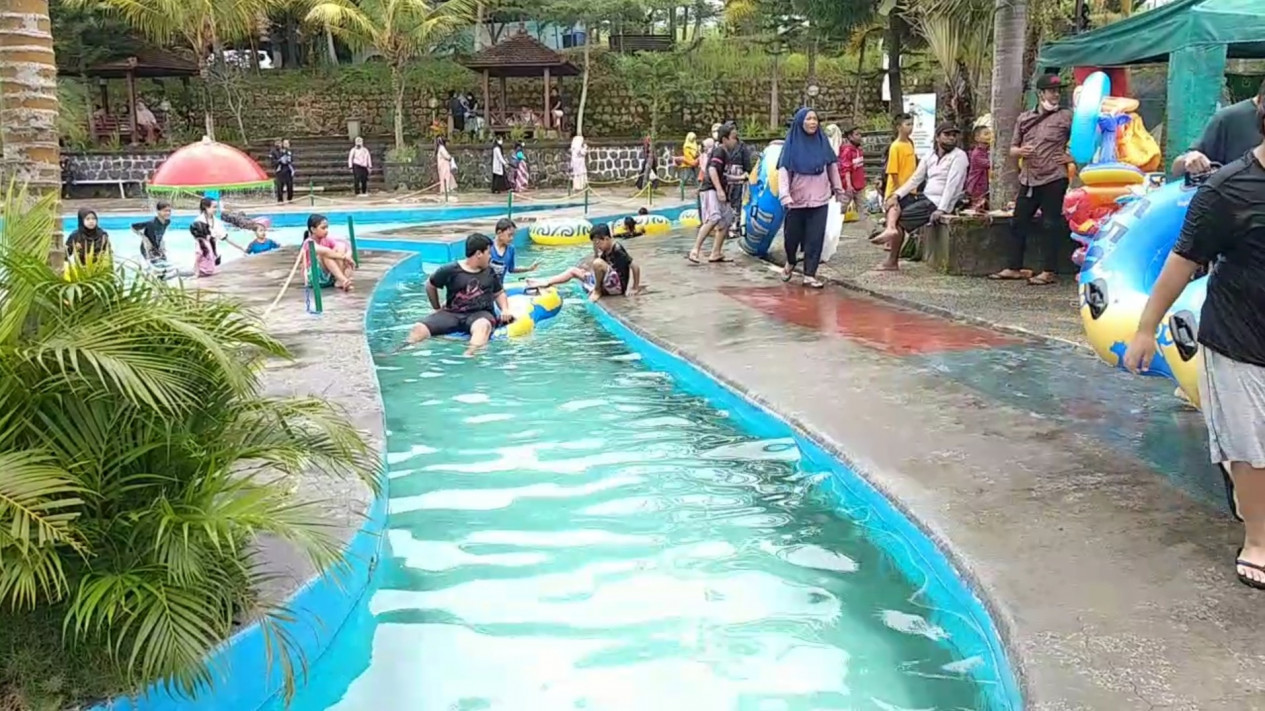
[
  {"left": 1124, "top": 99, "right": 1265, "bottom": 591},
  {"left": 403, "top": 233, "right": 515, "bottom": 356}
]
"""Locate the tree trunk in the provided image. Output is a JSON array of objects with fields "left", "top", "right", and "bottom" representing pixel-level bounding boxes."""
[
  {"left": 391, "top": 66, "right": 406, "bottom": 151},
  {"left": 324, "top": 24, "right": 338, "bottom": 65},
  {"left": 577, "top": 26, "right": 591, "bottom": 137},
  {"left": 668, "top": 6, "right": 677, "bottom": 41},
  {"left": 990, "top": 0, "right": 1028, "bottom": 209},
  {"left": 475, "top": 2, "right": 484, "bottom": 50},
  {"left": 803, "top": 36, "right": 819, "bottom": 107},
  {"left": 885, "top": 14, "right": 905, "bottom": 118},
  {"left": 851, "top": 34, "right": 869, "bottom": 123},
  {"left": 770, "top": 52, "right": 780, "bottom": 130},
  {"left": 0, "top": 0, "right": 62, "bottom": 258}
]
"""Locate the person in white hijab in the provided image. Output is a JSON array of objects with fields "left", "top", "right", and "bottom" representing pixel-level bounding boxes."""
[
  {"left": 824, "top": 123, "right": 844, "bottom": 157},
  {"left": 570, "top": 135, "right": 588, "bottom": 192}
]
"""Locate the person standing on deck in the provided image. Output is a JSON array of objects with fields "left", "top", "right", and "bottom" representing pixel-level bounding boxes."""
[
  {"left": 348, "top": 136, "right": 373, "bottom": 197},
  {"left": 270, "top": 138, "right": 296, "bottom": 203},
  {"left": 436, "top": 137, "right": 457, "bottom": 195},
  {"left": 882, "top": 114, "right": 917, "bottom": 202},
  {"left": 989, "top": 73, "right": 1073, "bottom": 286},
  {"left": 777, "top": 108, "right": 845, "bottom": 289},
  {"left": 1124, "top": 100, "right": 1265, "bottom": 590},
  {"left": 1172, "top": 79, "right": 1265, "bottom": 177},
  {"left": 491, "top": 137, "right": 509, "bottom": 194}
]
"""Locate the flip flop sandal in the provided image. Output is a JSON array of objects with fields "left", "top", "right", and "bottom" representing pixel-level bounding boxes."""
[
  {"left": 804, "top": 277, "right": 825, "bottom": 289},
  {"left": 686, "top": 253, "right": 702, "bottom": 265},
  {"left": 1027, "top": 275, "right": 1058, "bottom": 286},
  {"left": 781, "top": 266, "right": 795, "bottom": 282},
  {"left": 988, "top": 271, "right": 1026, "bottom": 281},
  {"left": 1236, "top": 548, "right": 1265, "bottom": 590},
  {"left": 708, "top": 256, "right": 733, "bottom": 263}
]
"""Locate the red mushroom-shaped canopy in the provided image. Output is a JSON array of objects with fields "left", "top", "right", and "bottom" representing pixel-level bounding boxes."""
[{"left": 149, "top": 138, "right": 272, "bottom": 190}]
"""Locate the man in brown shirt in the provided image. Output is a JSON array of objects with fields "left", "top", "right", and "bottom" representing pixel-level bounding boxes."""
[{"left": 991, "top": 73, "right": 1074, "bottom": 285}]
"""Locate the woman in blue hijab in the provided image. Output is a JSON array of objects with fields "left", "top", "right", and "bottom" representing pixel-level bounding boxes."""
[{"left": 777, "top": 107, "right": 844, "bottom": 288}]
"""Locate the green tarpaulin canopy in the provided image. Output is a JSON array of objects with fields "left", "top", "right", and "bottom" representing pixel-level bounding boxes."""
[{"left": 1037, "top": 0, "right": 1265, "bottom": 160}]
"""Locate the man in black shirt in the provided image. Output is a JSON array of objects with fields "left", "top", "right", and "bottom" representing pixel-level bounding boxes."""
[
  {"left": 1125, "top": 100, "right": 1265, "bottom": 590},
  {"left": 1173, "top": 78, "right": 1265, "bottom": 176},
  {"left": 404, "top": 233, "right": 513, "bottom": 355}
]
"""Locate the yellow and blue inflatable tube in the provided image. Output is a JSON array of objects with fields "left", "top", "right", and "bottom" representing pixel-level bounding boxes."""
[
  {"left": 444, "top": 285, "right": 563, "bottom": 341},
  {"left": 1158, "top": 276, "right": 1207, "bottom": 408},
  {"left": 611, "top": 213, "right": 671, "bottom": 236},
  {"left": 1079, "top": 162, "right": 1144, "bottom": 187},
  {"left": 740, "top": 140, "right": 785, "bottom": 258},
  {"left": 1078, "top": 180, "right": 1196, "bottom": 382},
  {"left": 678, "top": 208, "right": 701, "bottom": 228},
  {"left": 529, "top": 218, "right": 592, "bottom": 246}
]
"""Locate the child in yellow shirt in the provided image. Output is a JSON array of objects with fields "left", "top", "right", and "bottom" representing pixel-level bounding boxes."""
[{"left": 884, "top": 113, "right": 918, "bottom": 199}]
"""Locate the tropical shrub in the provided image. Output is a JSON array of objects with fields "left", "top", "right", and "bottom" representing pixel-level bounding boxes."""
[{"left": 0, "top": 184, "right": 383, "bottom": 708}]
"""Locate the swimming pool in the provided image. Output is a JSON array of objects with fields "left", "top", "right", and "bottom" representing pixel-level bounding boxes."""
[
  {"left": 266, "top": 243, "right": 1016, "bottom": 711},
  {"left": 75, "top": 202, "right": 574, "bottom": 273}
]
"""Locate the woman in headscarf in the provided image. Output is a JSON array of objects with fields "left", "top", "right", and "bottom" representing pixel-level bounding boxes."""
[
  {"left": 491, "top": 137, "right": 509, "bottom": 194},
  {"left": 778, "top": 107, "right": 844, "bottom": 289},
  {"left": 512, "top": 141, "right": 530, "bottom": 192},
  {"left": 436, "top": 137, "right": 457, "bottom": 194},
  {"left": 66, "top": 208, "right": 111, "bottom": 265},
  {"left": 824, "top": 124, "right": 844, "bottom": 158},
  {"left": 696, "top": 136, "right": 715, "bottom": 185},
  {"left": 681, "top": 132, "right": 700, "bottom": 171},
  {"left": 570, "top": 135, "right": 588, "bottom": 193}
]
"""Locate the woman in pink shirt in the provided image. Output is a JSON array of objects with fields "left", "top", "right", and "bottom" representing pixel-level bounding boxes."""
[
  {"left": 348, "top": 137, "right": 372, "bottom": 196},
  {"left": 778, "top": 107, "right": 844, "bottom": 288}
]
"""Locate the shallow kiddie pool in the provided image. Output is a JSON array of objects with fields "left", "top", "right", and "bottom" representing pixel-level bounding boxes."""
[{"left": 262, "top": 242, "right": 1020, "bottom": 711}]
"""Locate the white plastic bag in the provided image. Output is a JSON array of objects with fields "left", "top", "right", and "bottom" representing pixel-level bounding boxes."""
[{"left": 822, "top": 198, "right": 843, "bottom": 262}]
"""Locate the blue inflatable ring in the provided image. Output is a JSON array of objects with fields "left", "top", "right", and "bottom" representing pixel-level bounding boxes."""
[{"left": 1070, "top": 71, "right": 1110, "bottom": 165}]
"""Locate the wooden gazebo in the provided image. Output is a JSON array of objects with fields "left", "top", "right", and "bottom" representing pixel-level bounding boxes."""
[
  {"left": 461, "top": 32, "right": 579, "bottom": 133},
  {"left": 60, "top": 49, "right": 200, "bottom": 143}
]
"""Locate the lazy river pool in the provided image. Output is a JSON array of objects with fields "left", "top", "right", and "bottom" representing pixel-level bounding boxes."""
[{"left": 263, "top": 242, "right": 1017, "bottom": 711}]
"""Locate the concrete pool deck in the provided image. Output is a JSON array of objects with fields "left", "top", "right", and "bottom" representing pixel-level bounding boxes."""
[
  {"left": 205, "top": 247, "right": 401, "bottom": 607},
  {"left": 600, "top": 233, "right": 1265, "bottom": 711}
]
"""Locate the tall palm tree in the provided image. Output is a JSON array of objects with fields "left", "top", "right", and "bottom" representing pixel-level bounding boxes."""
[
  {"left": 308, "top": 0, "right": 476, "bottom": 152},
  {"left": 66, "top": 0, "right": 265, "bottom": 138},
  {"left": 990, "top": 0, "right": 1028, "bottom": 208},
  {"left": 0, "top": 0, "right": 62, "bottom": 201}
]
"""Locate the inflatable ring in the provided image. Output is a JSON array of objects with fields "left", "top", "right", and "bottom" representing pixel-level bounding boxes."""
[
  {"left": 1157, "top": 276, "right": 1207, "bottom": 408},
  {"left": 611, "top": 214, "right": 671, "bottom": 236},
  {"left": 1070, "top": 71, "right": 1110, "bottom": 165},
  {"left": 1078, "top": 180, "right": 1195, "bottom": 381},
  {"left": 1080, "top": 162, "right": 1145, "bottom": 187},
  {"left": 529, "top": 218, "right": 592, "bottom": 246},
  {"left": 442, "top": 285, "right": 563, "bottom": 341},
  {"left": 740, "top": 140, "right": 786, "bottom": 258},
  {"left": 678, "top": 209, "right": 701, "bottom": 228}
]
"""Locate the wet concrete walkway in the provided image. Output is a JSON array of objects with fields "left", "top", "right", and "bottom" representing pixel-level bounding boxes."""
[
  {"left": 601, "top": 233, "right": 1263, "bottom": 711},
  {"left": 206, "top": 248, "right": 401, "bottom": 607}
]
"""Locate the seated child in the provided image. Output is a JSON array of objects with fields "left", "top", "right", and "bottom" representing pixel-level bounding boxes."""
[
  {"left": 131, "top": 201, "right": 176, "bottom": 279},
  {"left": 621, "top": 216, "right": 646, "bottom": 237},
  {"left": 244, "top": 225, "right": 280, "bottom": 255},
  {"left": 527, "top": 223, "right": 640, "bottom": 302},
  {"left": 302, "top": 213, "right": 355, "bottom": 290}
]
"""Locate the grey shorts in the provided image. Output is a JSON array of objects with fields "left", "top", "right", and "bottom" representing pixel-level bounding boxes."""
[
  {"left": 1200, "top": 347, "right": 1265, "bottom": 467},
  {"left": 699, "top": 190, "right": 736, "bottom": 229}
]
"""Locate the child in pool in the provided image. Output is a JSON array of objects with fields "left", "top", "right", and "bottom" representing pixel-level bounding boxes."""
[
  {"left": 244, "top": 225, "right": 280, "bottom": 255},
  {"left": 131, "top": 201, "right": 176, "bottom": 279},
  {"left": 527, "top": 223, "right": 641, "bottom": 301},
  {"left": 191, "top": 221, "right": 218, "bottom": 277},
  {"left": 489, "top": 217, "right": 538, "bottom": 280}
]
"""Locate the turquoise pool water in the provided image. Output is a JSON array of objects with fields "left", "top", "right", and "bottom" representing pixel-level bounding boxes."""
[{"left": 270, "top": 244, "right": 1004, "bottom": 711}]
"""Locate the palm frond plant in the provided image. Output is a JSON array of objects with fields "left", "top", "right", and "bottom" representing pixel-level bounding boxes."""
[
  {"left": 307, "top": 0, "right": 477, "bottom": 151},
  {"left": 0, "top": 181, "right": 383, "bottom": 706}
]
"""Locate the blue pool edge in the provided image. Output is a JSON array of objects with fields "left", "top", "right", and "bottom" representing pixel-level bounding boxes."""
[{"left": 584, "top": 300, "right": 1028, "bottom": 711}]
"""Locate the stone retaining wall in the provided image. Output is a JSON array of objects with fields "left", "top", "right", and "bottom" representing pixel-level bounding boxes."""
[{"left": 63, "top": 151, "right": 169, "bottom": 186}]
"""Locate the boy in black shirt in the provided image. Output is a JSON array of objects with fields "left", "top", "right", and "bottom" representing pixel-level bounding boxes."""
[
  {"left": 688, "top": 122, "right": 741, "bottom": 264},
  {"left": 131, "top": 201, "right": 174, "bottom": 279},
  {"left": 589, "top": 223, "right": 640, "bottom": 302},
  {"left": 1124, "top": 99, "right": 1265, "bottom": 590},
  {"left": 404, "top": 233, "right": 514, "bottom": 355}
]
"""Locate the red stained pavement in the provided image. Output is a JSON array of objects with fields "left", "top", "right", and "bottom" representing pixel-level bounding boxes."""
[{"left": 721, "top": 286, "right": 1019, "bottom": 356}]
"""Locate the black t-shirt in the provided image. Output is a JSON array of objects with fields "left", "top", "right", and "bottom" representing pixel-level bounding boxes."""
[
  {"left": 724, "top": 144, "right": 750, "bottom": 205},
  {"left": 601, "top": 242, "right": 633, "bottom": 294},
  {"left": 699, "top": 145, "right": 728, "bottom": 193},
  {"left": 428, "top": 261, "right": 502, "bottom": 314},
  {"left": 131, "top": 217, "right": 169, "bottom": 259},
  {"left": 1191, "top": 99, "right": 1263, "bottom": 167},
  {"left": 1173, "top": 153, "right": 1265, "bottom": 366}
]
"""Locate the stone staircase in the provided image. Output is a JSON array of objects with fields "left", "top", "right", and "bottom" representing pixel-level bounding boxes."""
[{"left": 248, "top": 136, "right": 389, "bottom": 195}]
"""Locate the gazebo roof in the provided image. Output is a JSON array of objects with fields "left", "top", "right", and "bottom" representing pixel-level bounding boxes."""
[
  {"left": 461, "top": 32, "right": 579, "bottom": 78},
  {"left": 61, "top": 48, "right": 200, "bottom": 79}
]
